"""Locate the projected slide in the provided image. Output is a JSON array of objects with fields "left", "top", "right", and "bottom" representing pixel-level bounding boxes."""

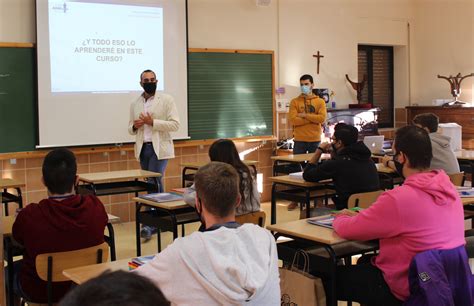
[{"left": 48, "top": 1, "right": 164, "bottom": 93}]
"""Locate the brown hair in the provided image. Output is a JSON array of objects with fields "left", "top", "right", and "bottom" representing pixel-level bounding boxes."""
[
  {"left": 413, "top": 113, "right": 439, "bottom": 133},
  {"left": 208, "top": 139, "right": 255, "bottom": 205},
  {"left": 194, "top": 162, "right": 239, "bottom": 218}
]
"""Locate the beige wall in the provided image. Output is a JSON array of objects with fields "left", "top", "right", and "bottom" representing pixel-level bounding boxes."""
[
  {"left": 411, "top": 0, "right": 474, "bottom": 105},
  {"left": 0, "top": 0, "right": 472, "bottom": 112}
]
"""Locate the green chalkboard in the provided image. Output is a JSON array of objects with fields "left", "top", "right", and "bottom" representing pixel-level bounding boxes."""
[
  {"left": 0, "top": 47, "right": 36, "bottom": 153},
  {"left": 188, "top": 51, "right": 274, "bottom": 140}
]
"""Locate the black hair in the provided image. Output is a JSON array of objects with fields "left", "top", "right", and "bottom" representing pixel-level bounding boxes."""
[
  {"left": 140, "top": 69, "right": 156, "bottom": 81},
  {"left": 59, "top": 270, "right": 170, "bottom": 306},
  {"left": 394, "top": 125, "right": 432, "bottom": 169},
  {"left": 208, "top": 139, "right": 255, "bottom": 205},
  {"left": 412, "top": 113, "right": 439, "bottom": 133},
  {"left": 333, "top": 123, "right": 358, "bottom": 146},
  {"left": 42, "top": 148, "right": 77, "bottom": 194},
  {"left": 299, "top": 74, "right": 314, "bottom": 84}
]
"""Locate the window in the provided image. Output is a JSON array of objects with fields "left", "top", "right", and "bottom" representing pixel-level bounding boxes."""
[{"left": 358, "top": 45, "right": 394, "bottom": 128}]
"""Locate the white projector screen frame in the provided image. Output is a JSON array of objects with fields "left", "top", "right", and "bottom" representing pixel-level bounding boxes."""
[{"left": 36, "top": 0, "right": 188, "bottom": 148}]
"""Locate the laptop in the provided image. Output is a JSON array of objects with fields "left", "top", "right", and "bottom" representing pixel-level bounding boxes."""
[{"left": 363, "top": 135, "right": 385, "bottom": 154}]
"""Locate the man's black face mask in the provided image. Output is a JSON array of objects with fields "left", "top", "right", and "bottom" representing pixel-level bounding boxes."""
[{"left": 143, "top": 82, "right": 157, "bottom": 95}]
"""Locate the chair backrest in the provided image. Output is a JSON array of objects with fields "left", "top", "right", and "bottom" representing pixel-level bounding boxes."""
[
  {"left": 448, "top": 172, "right": 465, "bottom": 186},
  {"left": 35, "top": 242, "right": 109, "bottom": 282},
  {"left": 347, "top": 190, "right": 383, "bottom": 209},
  {"left": 235, "top": 210, "right": 266, "bottom": 227}
]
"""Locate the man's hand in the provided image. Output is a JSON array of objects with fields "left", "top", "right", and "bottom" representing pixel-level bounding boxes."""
[
  {"left": 381, "top": 155, "right": 394, "bottom": 169},
  {"left": 297, "top": 113, "right": 307, "bottom": 118},
  {"left": 333, "top": 209, "right": 358, "bottom": 217},
  {"left": 139, "top": 112, "right": 154, "bottom": 126},
  {"left": 133, "top": 119, "right": 145, "bottom": 129},
  {"left": 318, "top": 142, "right": 332, "bottom": 153}
]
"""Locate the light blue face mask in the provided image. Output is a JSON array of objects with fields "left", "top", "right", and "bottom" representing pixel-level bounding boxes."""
[{"left": 301, "top": 85, "right": 311, "bottom": 95}]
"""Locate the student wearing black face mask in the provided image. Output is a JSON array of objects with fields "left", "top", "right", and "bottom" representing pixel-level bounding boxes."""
[
  {"left": 303, "top": 123, "right": 380, "bottom": 210},
  {"left": 134, "top": 162, "right": 280, "bottom": 305},
  {"left": 128, "top": 69, "right": 180, "bottom": 241}
]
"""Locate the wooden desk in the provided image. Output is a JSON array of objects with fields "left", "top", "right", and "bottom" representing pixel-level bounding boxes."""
[
  {"left": 375, "top": 163, "right": 395, "bottom": 174},
  {"left": 132, "top": 197, "right": 199, "bottom": 256},
  {"left": 455, "top": 150, "right": 474, "bottom": 161},
  {"left": 267, "top": 218, "right": 345, "bottom": 245},
  {"left": 0, "top": 178, "right": 25, "bottom": 216},
  {"left": 77, "top": 170, "right": 161, "bottom": 196},
  {"left": 267, "top": 218, "right": 362, "bottom": 306},
  {"left": 181, "top": 160, "right": 258, "bottom": 187},
  {"left": 456, "top": 150, "right": 474, "bottom": 187},
  {"left": 268, "top": 175, "right": 334, "bottom": 224},
  {"left": 63, "top": 258, "right": 131, "bottom": 285},
  {"left": 271, "top": 153, "right": 331, "bottom": 176},
  {"left": 462, "top": 197, "right": 474, "bottom": 206}
]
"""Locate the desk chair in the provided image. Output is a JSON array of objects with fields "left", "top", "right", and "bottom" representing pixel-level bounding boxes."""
[
  {"left": 448, "top": 172, "right": 465, "bottom": 186},
  {"left": 20, "top": 242, "right": 109, "bottom": 306},
  {"left": 347, "top": 190, "right": 384, "bottom": 209},
  {"left": 235, "top": 211, "right": 266, "bottom": 227},
  {"left": 1, "top": 188, "right": 23, "bottom": 216}
]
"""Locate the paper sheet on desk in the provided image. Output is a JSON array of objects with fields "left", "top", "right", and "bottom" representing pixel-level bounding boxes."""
[
  {"left": 457, "top": 187, "right": 474, "bottom": 197},
  {"left": 289, "top": 172, "right": 304, "bottom": 179}
]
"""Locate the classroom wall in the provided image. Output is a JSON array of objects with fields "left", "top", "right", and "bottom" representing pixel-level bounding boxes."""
[
  {"left": 1, "top": 0, "right": 472, "bottom": 106},
  {"left": 410, "top": 0, "right": 474, "bottom": 106},
  {"left": 0, "top": 140, "right": 274, "bottom": 222}
]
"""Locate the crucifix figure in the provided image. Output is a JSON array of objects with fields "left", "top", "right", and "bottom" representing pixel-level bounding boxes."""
[
  {"left": 346, "top": 74, "right": 367, "bottom": 104},
  {"left": 437, "top": 72, "right": 474, "bottom": 106},
  {"left": 313, "top": 51, "right": 324, "bottom": 74}
]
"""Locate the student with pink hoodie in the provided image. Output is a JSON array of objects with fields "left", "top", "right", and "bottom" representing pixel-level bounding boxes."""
[{"left": 332, "top": 126, "right": 465, "bottom": 305}]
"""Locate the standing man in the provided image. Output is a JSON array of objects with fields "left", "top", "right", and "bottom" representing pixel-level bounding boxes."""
[
  {"left": 129, "top": 69, "right": 180, "bottom": 240},
  {"left": 287, "top": 74, "right": 327, "bottom": 210}
]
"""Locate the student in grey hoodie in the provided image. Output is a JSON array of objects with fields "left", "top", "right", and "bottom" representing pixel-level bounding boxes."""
[
  {"left": 412, "top": 113, "right": 460, "bottom": 174},
  {"left": 135, "top": 162, "right": 280, "bottom": 306}
]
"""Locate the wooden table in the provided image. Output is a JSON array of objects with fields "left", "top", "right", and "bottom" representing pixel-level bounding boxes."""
[
  {"left": 375, "top": 163, "right": 395, "bottom": 174},
  {"left": 271, "top": 153, "right": 330, "bottom": 176},
  {"left": 268, "top": 175, "right": 334, "bottom": 224},
  {"left": 268, "top": 218, "right": 371, "bottom": 306},
  {"left": 132, "top": 197, "right": 199, "bottom": 256},
  {"left": 0, "top": 178, "right": 25, "bottom": 216},
  {"left": 63, "top": 258, "right": 131, "bottom": 285},
  {"left": 77, "top": 170, "right": 161, "bottom": 196},
  {"left": 456, "top": 150, "right": 474, "bottom": 187},
  {"left": 181, "top": 160, "right": 258, "bottom": 187}
]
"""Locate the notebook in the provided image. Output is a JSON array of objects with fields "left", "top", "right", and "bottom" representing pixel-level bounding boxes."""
[
  {"left": 363, "top": 135, "right": 385, "bottom": 154},
  {"left": 307, "top": 215, "right": 335, "bottom": 229},
  {"left": 139, "top": 192, "right": 183, "bottom": 203},
  {"left": 457, "top": 187, "right": 474, "bottom": 198}
]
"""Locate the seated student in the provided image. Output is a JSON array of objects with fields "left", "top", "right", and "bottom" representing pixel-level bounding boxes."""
[
  {"left": 332, "top": 126, "right": 466, "bottom": 305},
  {"left": 184, "top": 139, "right": 260, "bottom": 215},
  {"left": 382, "top": 113, "right": 460, "bottom": 175},
  {"left": 12, "top": 149, "right": 108, "bottom": 303},
  {"left": 136, "top": 162, "right": 280, "bottom": 305},
  {"left": 59, "top": 271, "right": 170, "bottom": 306},
  {"left": 413, "top": 113, "right": 460, "bottom": 174},
  {"left": 302, "top": 123, "right": 380, "bottom": 210}
]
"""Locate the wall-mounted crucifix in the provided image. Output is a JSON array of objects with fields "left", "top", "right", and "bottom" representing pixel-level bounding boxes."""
[{"left": 313, "top": 51, "right": 324, "bottom": 74}]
